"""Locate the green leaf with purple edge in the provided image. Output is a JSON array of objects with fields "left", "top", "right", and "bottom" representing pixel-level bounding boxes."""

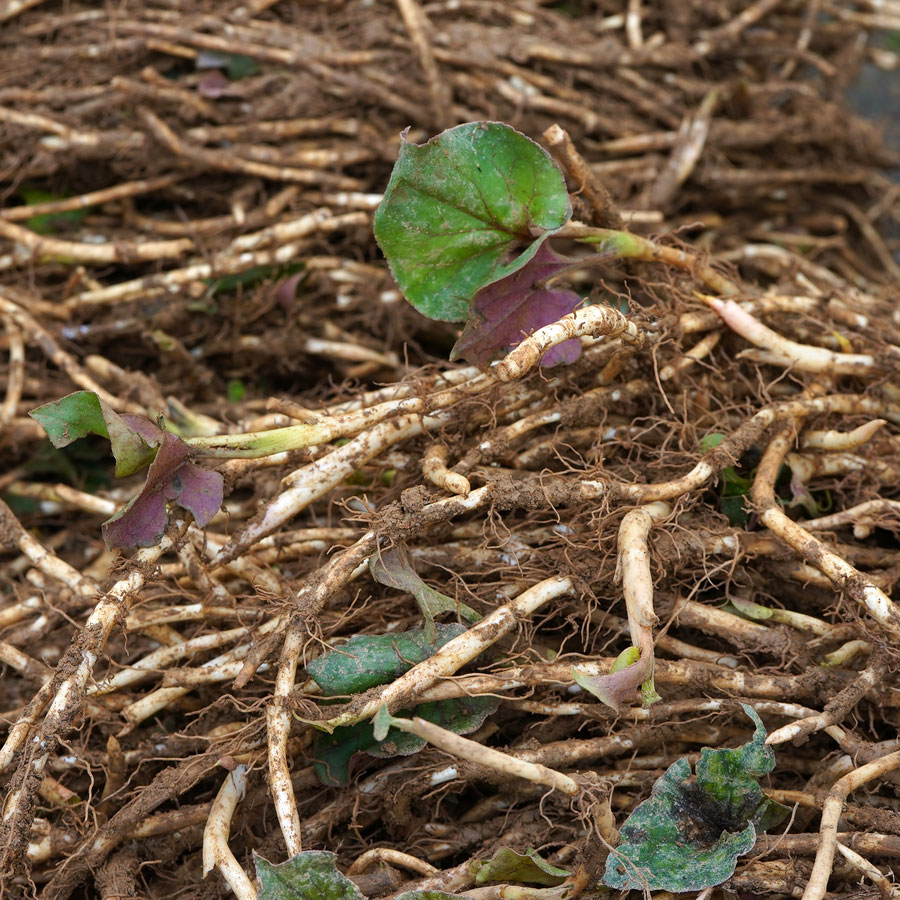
[
  {"left": 374, "top": 122, "right": 571, "bottom": 324},
  {"left": 573, "top": 646, "right": 653, "bottom": 711},
  {"left": 101, "top": 431, "right": 223, "bottom": 549},
  {"left": 30, "top": 390, "right": 159, "bottom": 477},
  {"left": 602, "top": 704, "right": 789, "bottom": 892},
  {"left": 451, "top": 243, "right": 582, "bottom": 366}
]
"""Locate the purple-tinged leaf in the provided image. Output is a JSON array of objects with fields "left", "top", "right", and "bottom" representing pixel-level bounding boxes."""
[
  {"left": 540, "top": 336, "right": 582, "bottom": 367},
  {"left": 119, "top": 414, "right": 165, "bottom": 445},
  {"left": 196, "top": 70, "right": 246, "bottom": 99},
  {"left": 101, "top": 432, "right": 223, "bottom": 549},
  {"left": 451, "top": 244, "right": 582, "bottom": 367},
  {"left": 573, "top": 649, "right": 653, "bottom": 712},
  {"left": 30, "top": 391, "right": 160, "bottom": 477},
  {"left": 274, "top": 272, "right": 304, "bottom": 311},
  {"left": 172, "top": 462, "right": 225, "bottom": 528}
]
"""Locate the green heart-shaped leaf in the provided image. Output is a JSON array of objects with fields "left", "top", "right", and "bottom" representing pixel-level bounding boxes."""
[{"left": 374, "top": 122, "right": 571, "bottom": 323}]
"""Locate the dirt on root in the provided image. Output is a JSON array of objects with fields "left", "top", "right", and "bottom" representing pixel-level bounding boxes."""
[{"left": 1, "top": 1, "right": 900, "bottom": 899}]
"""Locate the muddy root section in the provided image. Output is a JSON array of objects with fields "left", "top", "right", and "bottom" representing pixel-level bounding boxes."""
[{"left": 2, "top": 2, "right": 900, "bottom": 899}]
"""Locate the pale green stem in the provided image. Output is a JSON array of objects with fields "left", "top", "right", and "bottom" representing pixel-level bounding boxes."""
[
  {"left": 557, "top": 222, "right": 741, "bottom": 297},
  {"left": 184, "top": 423, "right": 334, "bottom": 458}
]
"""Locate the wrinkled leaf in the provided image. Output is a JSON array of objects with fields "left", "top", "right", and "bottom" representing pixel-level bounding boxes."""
[
  {"left": 472, "top": 848, "right": 571, "bottom": 886},
  {"left": 101, "top": 431, "right": 223, "bottom": 549},
  {"left": 30, "top": 391, "right": 159, "bottom": 477},
  {"left": 603, "top": 704, "right": 788, "bottom": 892},
  {"left": 313, "top": 695, "right": 499, "bottom": 786},
  {"left": 451, "top": 243, "right": 582, "bottom": 367},
  {"left": 374, "top": 122, "right": 571, "bottom": 323},
  {"left": 256, "top": 851, "right": 364, "bottom": 900},
  {"left": 369, "top": 546, "right": 480, "bottom": 642},
  {"left": 307, "top": 624, "right": 466, "bottom": 696},
  {"left": 255, "top": 851, "right": 457, "bottom": 900}
]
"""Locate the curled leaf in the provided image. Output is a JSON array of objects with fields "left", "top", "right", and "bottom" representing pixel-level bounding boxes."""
[
  {"left": 101, "top": 431, "right": 224, "bottom": 549},
  {"left": 472, "top": 848, "right": 571, "bottom": 886},
  {"left": 30, "top": 390, "right": 158, "bottom": 477},
  {"left": 729, "top": 595, "right": 774, "bottom": 620},
  {"left": 573, "top": 648, "right": 653, "bottom": 712},
  {"left": 603, "top": 704, "right": 789, "bottom": 892},
  {"left": 369, "top": 545, "right": 480, "bottom": 642}
]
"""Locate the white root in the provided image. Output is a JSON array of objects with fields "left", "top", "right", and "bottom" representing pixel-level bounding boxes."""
[
  {"left": 801, "top": 498, "right": 900, "bottom": 540},
  {"left": 801, "top": 749, "right": 900, "bottom": 900},
  {"left": 583, "top": 392, "right": 900, "bottom": 504},
  {"left": 422, "top": 442, "right": 470, "bottom": 496},
  {"left": 385, "top": 713, "right": 579, "bottom": 795},
  {"left": 801, "top": 419, "right": 886, "bottom": 450},
  {"left": 0, "top": 313, "right": 24, "bottom": 433},
  {"left": 703, "top": 294, "right": 877, "bottom": 375},
  {"left": 766, "top": 655, "right": 885, "bottom": 745},
  {"left": 202, "top": 764, "right": 256, "bottom": 900},
  {"left": 268, "top": 624, "right": 304, "bottom": 856},
  {"left": 0, "top": 536, "right": 169, "bottom": 853},
  {"left": 495, "top": 305, "right": 643, "bottom": 382},
  {"left": 0, "top": 498, "right": 97, "bottom": 597},
  {"left": 834, "top": 842, "right": 896, "bottom": 898},
  {"left": 618, "top": 501, "right": 670, "bottom": 657},
  {"left": 658, "top": 331, "right": 720, "bottom": 381},
  {"left": 756, "top": 503, "right": 900, "bottom": 638},
  {"left": 215, "top": 414, "right": 423, "bottom": 560},
  {"left": 120, "top": 616, "right": 282, "bottom": 725},
  {"left": 348, "top": 847, "right": 438, "bottom": 877},
  {"left": 574, "top": 501, "right": 669, "bottom": 708}
]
